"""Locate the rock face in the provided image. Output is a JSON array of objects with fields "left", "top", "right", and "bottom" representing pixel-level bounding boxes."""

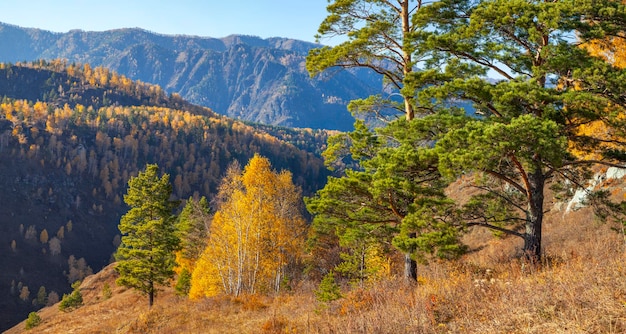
[
  {"left": 0, "top": 23, "right": 381, "bottom": 130},
  {"left": 565, "top": 167, "right": 626, "bottom": 213}
]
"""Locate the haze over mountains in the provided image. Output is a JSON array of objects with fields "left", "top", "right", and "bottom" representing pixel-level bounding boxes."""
[{"left": 0, "top": 22, "right": 381, "bottom": 131}]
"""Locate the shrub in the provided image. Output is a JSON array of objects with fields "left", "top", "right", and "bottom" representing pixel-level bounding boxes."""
[
  {"left": 175, "top": 268, "right": 192, "bottom": 296},
  {"left": 102, "top": 282, "right": 112, "bottom": 299},
  {"left": 59, "top": 281, "right": 83, "bottom": 312},
  {"left": 315, "top": 271, "right": 342, "bottom": 303},
  {"left": 261, "top": 315, "right": 288, "bottom": 333},
  {"left": 24, "top": 312, "right": 41, "bottom": 330},
  {"left": 240, "top": 294, "right": 267, "bottom": 311}
]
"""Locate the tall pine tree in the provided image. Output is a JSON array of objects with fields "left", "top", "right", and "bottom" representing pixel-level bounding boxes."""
[
  {"left": 115, "top": 164, "right": 180, "bottom": 307},
  {"left": 306, "top": 0, "right": 429, "bottom": 281},
  {"left": 412, "top": 0, "right": 626, "bottom": 261},
  {"left": 308, "top": 0, "right": 626, "bottom": 270}
]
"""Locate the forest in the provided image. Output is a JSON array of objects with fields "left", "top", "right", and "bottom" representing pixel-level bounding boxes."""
[
  {"left": 0, "top": 60, "right": 329, "bottom": 329},
  {"left": 6, "top": 0, "right": 626, "bottom": 333}
]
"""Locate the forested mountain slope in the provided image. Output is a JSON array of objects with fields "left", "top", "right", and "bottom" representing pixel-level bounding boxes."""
[
  {"left": 0, "top": 61, "right": 329, "bottom": 330},
  {"left": 0, "top": 22, "right": 381, "bottom": 130}
]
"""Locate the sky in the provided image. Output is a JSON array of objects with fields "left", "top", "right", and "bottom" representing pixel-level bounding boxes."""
[{"left": 0, "top": 0, "right": 333, "bottom": 44}]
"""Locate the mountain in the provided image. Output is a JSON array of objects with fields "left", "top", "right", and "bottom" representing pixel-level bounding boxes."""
[
  {"left": 0, "top": 61, "right": 330, "bottom": 330},
  {"left": 0, "top": 22, "right": 381, "bottom": 131}
]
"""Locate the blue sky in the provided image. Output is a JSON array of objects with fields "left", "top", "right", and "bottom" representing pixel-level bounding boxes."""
[{"left": 0, "top": 0, "right": 333, "bottom": 43}]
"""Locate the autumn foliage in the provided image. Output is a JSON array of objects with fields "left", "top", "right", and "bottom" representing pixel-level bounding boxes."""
[
  {"left": 189, "top": 155, "right": 307, "bottom": 298},
  {"left": 0, "top": 61, "right": 328, "bottom": 202},
  {"left": 0, "top": 60, "right": 330, "bottom": 327}
]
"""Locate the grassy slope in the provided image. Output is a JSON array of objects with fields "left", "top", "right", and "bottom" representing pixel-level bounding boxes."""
[{"left": 6, "top": 188, "right": 626, "bottom": 334}]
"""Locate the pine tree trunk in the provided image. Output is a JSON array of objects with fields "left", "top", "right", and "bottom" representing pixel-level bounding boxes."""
[
  {"left": 149, "top": 281, "right": 154, "bottom": 307},
  {"left": 404, "top": 253, "right": 417, "bottom": 281},
  {"left": 404, "top": 232, "right": 417, "bottom": 281},
  {"left": 524, "top": 169, "right": 545, "bottom": 263},
  {"left": 400, "top": 0, "right": 414, "bottom": 122}
]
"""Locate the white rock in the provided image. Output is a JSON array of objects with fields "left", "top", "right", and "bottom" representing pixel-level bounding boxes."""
[{"left": 606, "top": 167, "right": 626, "bottom": 180}]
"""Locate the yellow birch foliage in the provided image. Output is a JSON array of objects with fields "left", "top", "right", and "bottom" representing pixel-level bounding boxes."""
[
  {"left": 585, "top": 32, "right": 626, "bottom": 69},
  {"left": 364, "top": 243, "right": 392, "bottom": 282},
  {"left": 573, "top": 31, "right": 626, "bottom": 159},
  {"left": 189, "top": 211, "right": 236, "bottom": 298},
  {"left": 190, "top": 155, "right": 307, "bottom": 299},
  {"left": 174, "top": 251, "right": 193, "bottom": 276}
]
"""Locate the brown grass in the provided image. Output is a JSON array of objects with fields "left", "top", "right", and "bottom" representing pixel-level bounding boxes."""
[{"left": 6, "top": 205, "right": 626, "bottom": 334}]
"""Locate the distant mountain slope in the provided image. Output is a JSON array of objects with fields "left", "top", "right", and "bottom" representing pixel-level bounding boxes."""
[
  {"left": 0, "top": 22, "right": 380, "bottom": 130},
  {"left": 0, "top": 61, "right": 329, "bottom": 330}
]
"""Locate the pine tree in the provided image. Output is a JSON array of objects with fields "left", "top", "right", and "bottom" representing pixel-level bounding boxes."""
[
  {"left": 175, "top": 196, "right": 210, "bottom": 271},
  {"left": 412, "top": 0, "right": 626, "bottom": 261},
  {"left": 115, "top": 164, "right": 180, "bottom": 307},
  {"left": 308, "top": 0, "right": 626, "bottom": 268},
  {"left": 24, "top": 312, "right": 41, "bottom": 329},
  {"left": 174, "top": 196, "right": 210, "bottom": 296},
  {"left": 58, "top": 281, "right": 83, "bottom": 312},
  {"left": 307, "top": 0, "right": 459, "bottom": 280},
  {"left": 36, "top": 286, "right": 47, "bottom": 306}
]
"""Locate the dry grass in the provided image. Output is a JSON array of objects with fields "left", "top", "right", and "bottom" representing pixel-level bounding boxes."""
[
  {"left": 6, "top": 205, "right": 626, "bottom": 334},
  {"left": 301, "top": 206, "right": 626, "bottom": 334}
]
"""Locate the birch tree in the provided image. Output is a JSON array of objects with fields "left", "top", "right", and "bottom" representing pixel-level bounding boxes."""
[{"left": 190, "top": 155, "right": 307, "bottom": 298}]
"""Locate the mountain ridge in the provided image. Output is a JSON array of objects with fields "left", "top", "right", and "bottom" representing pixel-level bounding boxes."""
[{"left": 0, "top": 22, "right": 378, "bottom": 131}]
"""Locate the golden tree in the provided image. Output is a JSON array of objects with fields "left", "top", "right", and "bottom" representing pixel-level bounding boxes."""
[
  {"left": 573, "top": 16, "right": 626, "bottom": 160},
  {"left": 190, "top": 155, "right": 307, "bottom": 298}
]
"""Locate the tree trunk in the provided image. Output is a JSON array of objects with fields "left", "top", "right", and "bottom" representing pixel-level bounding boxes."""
[
  {"left": 400, "top": 0, "right": 414, "bottom": 122},
  {"left": 524, "top": 169, "right": 545, "bottom": 263},
  {"left": 401, "top": 1, "right": 416, "bottom": 277},
  {"left": 404, "top": 99, "right": 414, "bottom": 121},
  {"left": 149, "top": 281, "right": 154, "bottom": 308},
  {"left": 403, "top": 232, "right": 417, "bottom": 281},
  {"left": 404, "top": 253, "right": 417, "bottom": 281}
]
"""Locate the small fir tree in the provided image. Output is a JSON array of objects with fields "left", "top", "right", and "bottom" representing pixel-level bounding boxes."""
[
  {"left": 174, "top": 196, "right": 210, "bottom": 281},
  {"left": 59, "top": 281, "right": 83, "bottom": 312},
  {"left": 315, "top": 271, "right": 342, "bottom": 303},
  {"left": 175, "top": 268, "right": 192, "bottom": 296},
  {"left": 36, "top": 286, "right": 46, "bottom": 306},
  {"left": 24, "top": 312, "right": 41, "bottom": 330}
]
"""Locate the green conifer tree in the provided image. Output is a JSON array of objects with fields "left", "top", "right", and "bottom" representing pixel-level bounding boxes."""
[
  {"left": 24, "top": 312, "right": 41, "bottom": 329},
  {"left": 36, "top": 286, "right": 46, "bottom": 306},
  {"left": 315, "top": 271, "right": 342, "bottom": 304},
  {"left": 115, "top": 164, "right": 180, "bottom": 307},
  {"left": 176, "top": 196, "right": 210, "bottom": 265}
]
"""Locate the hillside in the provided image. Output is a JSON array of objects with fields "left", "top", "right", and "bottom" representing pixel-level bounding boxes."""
[
  {"left": 0, "top": 61, "right": 330, "bottom": 330},
  {"left": 0, "top": 22, "right": 381, "bottom": 131},
  {"left": 5, "top": 201, "right": 625, "bottom": 333},
  {"left": 0, "top": 60, "right": 333, "bottom": 156}
]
